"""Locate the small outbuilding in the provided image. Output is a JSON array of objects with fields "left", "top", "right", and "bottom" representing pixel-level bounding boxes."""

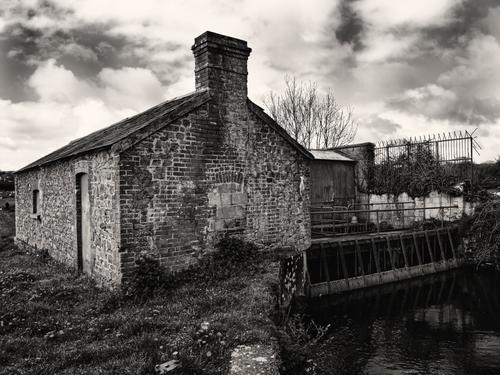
[
  {"left": 309, "top": 149, "right": 356, "bottom": 204},
  {"left": 15, "top": 32, "right": 313, "bottom": 286}
]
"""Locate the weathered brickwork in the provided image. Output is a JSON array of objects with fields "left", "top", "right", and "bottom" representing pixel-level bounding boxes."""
[
  {"left": 15, "top": 31, "right": 312, "bottom": 284},
  {"left": 118, "top": 100, "right": 311, "bottom": 275},
  {"left": 115, "top": 32, "right": 311, "bottom": 276},
  {"left": 15, "top": 151, "right": 121, "bottom": 285}
]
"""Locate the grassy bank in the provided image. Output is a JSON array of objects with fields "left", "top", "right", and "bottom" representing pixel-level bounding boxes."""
[{"left": 0, "top": 232, "right": 279, "bottom": 374}]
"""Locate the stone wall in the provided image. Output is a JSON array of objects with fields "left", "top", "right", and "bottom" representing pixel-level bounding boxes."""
[
  {"left": 15, "top": 151, "right": 121, "bottom": 285},
  {"left": 118, "top": 32, "right": 311, "bottom": 277},
  {"left": 118, "top": 100, "right": 311, "bottom": 276}
]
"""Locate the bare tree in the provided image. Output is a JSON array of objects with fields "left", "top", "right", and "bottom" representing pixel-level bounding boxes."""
[{"left": 264, "top": 76, "right": 357, "bottom": 149}]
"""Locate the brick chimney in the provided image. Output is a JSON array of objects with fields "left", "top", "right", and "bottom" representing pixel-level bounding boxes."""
[{"left": 192, "top": 31, "right": 251, "bottom": 102}]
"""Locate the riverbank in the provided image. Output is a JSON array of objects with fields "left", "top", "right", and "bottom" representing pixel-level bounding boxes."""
[{"left": 0, "top": 234, "right": 280, "bottom": 374}]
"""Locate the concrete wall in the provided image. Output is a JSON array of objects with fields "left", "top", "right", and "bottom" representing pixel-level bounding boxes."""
[
  {"left": 368, "top": 190, "right": 476, "bottom": 229},
  {"left": 15, "top": 151, "right": 121, "bottom": 285}
]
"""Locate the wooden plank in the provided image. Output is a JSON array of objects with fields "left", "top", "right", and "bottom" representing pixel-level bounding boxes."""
[
  {"left": 436, "top": 229, "right": 446, "bottom": 261},
  {"left": 399, "top": 234, "right": 409, "bottom": 268},
  {"left": 354, "top": 239, "right": 365, "bottom": 276},
  {"left": 412, "top": 233, "right": 422, "bottom": 265}
]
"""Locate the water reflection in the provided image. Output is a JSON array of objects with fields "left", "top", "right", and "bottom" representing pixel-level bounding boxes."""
[{"left": 307, "top": 268, "right": 500, "bottom": 375}]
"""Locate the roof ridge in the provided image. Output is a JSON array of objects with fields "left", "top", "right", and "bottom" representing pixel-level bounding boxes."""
[{"left": 17, "top": 90, "right": 209, "bottom": 173}]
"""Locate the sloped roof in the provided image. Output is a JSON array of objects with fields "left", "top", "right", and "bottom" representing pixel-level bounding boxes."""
[
  {"left": 17, "top": 91, "right": 313, "bottom": 173},
  {"left": 17, "top": 90, "right": 210, "bottom": 173},
  {"left": 247, "top": 100, "right": 314, "bottom": 159},
  {"left": 309, "top": 149, "right": 355, "bottom": 162}
]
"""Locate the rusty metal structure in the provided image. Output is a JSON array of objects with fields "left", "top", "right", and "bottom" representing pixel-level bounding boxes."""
[
  {"left": 374, "top": 129, "right": 480, "bottom": 186},
  {"left": 297, "top": 131, "right": 482, "bottom": 298},
  {"left": 305, "top": 226, "right": 463, "bottom": 297}
]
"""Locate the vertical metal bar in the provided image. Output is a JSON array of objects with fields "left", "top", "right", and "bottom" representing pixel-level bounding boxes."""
[
  {"left": 320, "top": 244, "right": 331, "bottom": 293},
  {"left": 353, "top": 241, "right": 358, "bottom": 277},
  {"left": 424, "top": 230, "right": 435, "bottom": 263},
  {"left": 386, "top": 235, "right": 396, "bottom": 270},
  {"left": 355, "top": 239, "right": 365, "bottom": 276},
  {"left": 371, "top": 238, "right": 381, "bottom": 273},
  {"left": 447, "top": 227, "right": 457, "bottom": 259},
  {"left": 436, "top": 229, "right": 446, "bottom": 261},
  {"left": 338, "top": 241, "right": 349, "bottom": 280},
  {"left": 412, "top": 233, "right": 422, "bottom": 265},
  {"left": 401, "top": 203, "right": 405, "bottom": 229},
  {"left": 470, "top": 136, "right": 474, "bottom": 184},
  {"left": 336, "top": 247, "right": 340, "bottom": 279},
  {"left": 399, "top": 234, "right": 409, "bottom": 268}
]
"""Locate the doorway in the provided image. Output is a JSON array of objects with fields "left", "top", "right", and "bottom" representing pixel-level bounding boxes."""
[{"left": 76, "top": 173, "right": 92, "bottom": 274}]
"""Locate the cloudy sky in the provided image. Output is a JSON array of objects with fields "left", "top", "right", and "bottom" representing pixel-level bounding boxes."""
[{"left": 0, "top": 0, "right": 499, "bottom": 170}]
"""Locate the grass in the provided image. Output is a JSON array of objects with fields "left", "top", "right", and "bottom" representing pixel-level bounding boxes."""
[{"left": 0, "top": 220, "right": 279, "bottom": 375}]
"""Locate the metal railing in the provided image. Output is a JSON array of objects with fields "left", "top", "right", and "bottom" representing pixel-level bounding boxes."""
[{"left": 311, "top": 204, "right": 460, "bottom": 238}]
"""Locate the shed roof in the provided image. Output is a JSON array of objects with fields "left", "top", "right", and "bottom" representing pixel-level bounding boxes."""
[
  {"left": 309, "top": 149, "right": 356, "bottom": 162},
  {"left": 17, "top": 90, "right": 210, "bottom": 173},
  {"left": 17, "top": 90, "right": 314, "bottom": 173}
]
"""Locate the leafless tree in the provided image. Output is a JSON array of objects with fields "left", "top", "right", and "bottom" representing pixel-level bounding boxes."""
[{"left": 264, "top": 76, "right": 357, "bottom": 149}]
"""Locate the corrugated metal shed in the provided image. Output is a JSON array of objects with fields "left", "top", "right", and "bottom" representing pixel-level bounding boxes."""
[{"left": 309, "top": 149, "right": 355, "bottom": 162}]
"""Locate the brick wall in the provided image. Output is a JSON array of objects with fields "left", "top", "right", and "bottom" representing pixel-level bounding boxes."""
[
  {"left": 118, "top": 99, "right": 311, "bottom": 276},
  {"left": 15, "top": 151, "right": 121, "bottom": 285},
  {"left": 118, "top": 32, "right": 311, "bottom": 277}
]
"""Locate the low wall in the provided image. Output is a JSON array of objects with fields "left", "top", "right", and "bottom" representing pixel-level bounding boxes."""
[{"left": 368, "top": 190, "right": 476, "bottom": 229}]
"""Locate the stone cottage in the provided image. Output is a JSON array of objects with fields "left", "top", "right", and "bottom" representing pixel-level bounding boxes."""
[{"left": 15, "top": 31, "right": 313, "bottom": 286}]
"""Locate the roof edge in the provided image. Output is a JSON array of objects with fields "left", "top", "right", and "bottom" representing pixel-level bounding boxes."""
[
  {"left": 17, "top": 90, "right": 210, "bottom": 174},
  {"left": 247, "top": 99, "right": 314, "bottom": 160},
  {"left": 111, "top": 91, "right": 211, "bottom": 154}
]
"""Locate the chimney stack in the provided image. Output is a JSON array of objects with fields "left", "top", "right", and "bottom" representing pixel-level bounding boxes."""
[{"left": 192, "top": 31, "right": 252, "bottom": 102}]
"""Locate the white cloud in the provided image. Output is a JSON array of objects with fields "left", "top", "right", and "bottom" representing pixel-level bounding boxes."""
[
  {"left": 0, "top": 60, "right": 167, "bottom": 170},
  {"left": 1, "top": 0, "right": 499, "bottom": 168},
  {"left": 28, "top": 59, "right": 94, "bottom": 102},
  {"left": 354, "top": 0, "right": 459, "bottom": 29}
]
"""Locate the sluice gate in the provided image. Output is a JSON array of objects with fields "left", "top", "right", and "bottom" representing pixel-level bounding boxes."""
[{"left": 305, "top": 225, "right": 464, "bottom": 298}]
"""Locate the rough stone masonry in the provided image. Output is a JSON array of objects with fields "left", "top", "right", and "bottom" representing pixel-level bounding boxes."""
[{"left": 15, "top": 31, "right": 313, "bottom": 286}]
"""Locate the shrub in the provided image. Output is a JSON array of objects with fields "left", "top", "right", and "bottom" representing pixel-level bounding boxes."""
[
  {"left": 124, "top": 237, "right": 266, "bottom": 300},
  {"left": 206, "top": 237, "right": 263, "bottom": 280},
  {"left": 124, "top": 254, "right": 168, "bottom": 299},
  {"left": 177, "top": 322, "right": 231, "bottom": 374},
  {"left": 461, "top": 199, "right": 500, "bottom": 267},
  {"left": 276, "top": 314, "right": 331, "bottom": 375}
]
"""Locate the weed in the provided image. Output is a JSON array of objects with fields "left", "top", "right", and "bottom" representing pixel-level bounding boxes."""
[{"left": 276, "top": 314, "right": 331, "bottom": 375}]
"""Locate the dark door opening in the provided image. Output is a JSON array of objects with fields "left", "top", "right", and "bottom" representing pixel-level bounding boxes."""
[{"left": 76, "top": 173, "right": 91, "bottom": 274}]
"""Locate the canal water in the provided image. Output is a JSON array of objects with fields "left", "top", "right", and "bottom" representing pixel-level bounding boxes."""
[{"left": 307, "top": 268, "right": 500, "bottom": 375}]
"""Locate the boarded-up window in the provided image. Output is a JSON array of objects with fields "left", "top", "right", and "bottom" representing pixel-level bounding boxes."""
[{"left": 32, "top": 189, "right": 40, "bottom": 214}]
